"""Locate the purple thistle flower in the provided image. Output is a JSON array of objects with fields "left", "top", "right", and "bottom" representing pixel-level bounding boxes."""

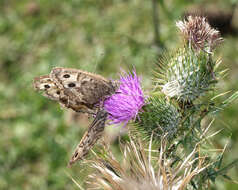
[{"left": 104, "top": 71, "right": 145, "bottom": 126}]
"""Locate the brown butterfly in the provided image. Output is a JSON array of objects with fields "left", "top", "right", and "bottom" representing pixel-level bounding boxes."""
[
  {"left": 34, "top": 67, "right": 116, "bottom": 114},
  {"left": 33, "top": 67, "right": 117, "bottom": 165}
]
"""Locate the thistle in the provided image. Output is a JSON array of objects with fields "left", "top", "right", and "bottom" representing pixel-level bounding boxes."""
[
  {"left": 104, "top": 71, "right": 145, "bottom": 126},
  {"left": 156, "top": 16, "right": 222, "bottom": 103},
  {"left": 135, "top": 97, "right": 181, "bottom": 141},
  {"left": 176, "top": 16, "right": 223, "bottom": 52},
  {"left": 70, "top": 16, "right": 238, "bottom": 190}
]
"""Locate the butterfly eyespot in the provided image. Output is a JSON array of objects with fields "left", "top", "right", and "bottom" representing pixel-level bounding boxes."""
[
  {"left": 63, "top": 74, "right": 70, "bottom": 78},
  {"left": 74, "top": 152, "right": 78, "bottom": 158},
  {"left": 56, "top": 91, "right": 60, "bottom": 95},
  {"left": 44, "top": 84, "right": 50, "bottom": 89},
  {"left": 68, "top": 83, "right": 76, "bottom": 87}
]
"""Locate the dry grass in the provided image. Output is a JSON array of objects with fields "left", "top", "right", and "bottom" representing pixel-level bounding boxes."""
[{"left": 81, "top": 133, "right": 210, "bottom": 190}]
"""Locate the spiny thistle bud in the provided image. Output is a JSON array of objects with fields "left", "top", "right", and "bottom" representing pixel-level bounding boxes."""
[
  {"left": 176, "top": 16, "right": 223, "bottom": 52},
  {"left": 160, "top": 48, "right": 218, "bottom": 102},
  {"left": 156, "top": 16, "right": 222, "bottom": 103},
  {"left": 135, "top": 97, "right": 180, "bottom": 140}
]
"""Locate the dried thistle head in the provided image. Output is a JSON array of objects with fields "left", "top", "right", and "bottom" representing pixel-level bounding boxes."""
[
  {"left": 176, "top": 16, "right": 223, "bottom": 52},
  {"left": 85, "top": 135, "right": 209, "bottom": 190}
]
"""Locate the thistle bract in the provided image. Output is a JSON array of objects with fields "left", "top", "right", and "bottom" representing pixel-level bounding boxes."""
[
  {"left": 104, "top": 71, "right": 145, "bottom": 125},
  {"left": 136, "top": 97, "right": 180, "bottom": 140},
  {"left": 160, "top": 47, "right": 217, "bottom": 102}
]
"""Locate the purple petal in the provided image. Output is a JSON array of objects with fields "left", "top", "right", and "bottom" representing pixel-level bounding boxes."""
[{"left": 104, "top": 71, "right": 145, "bottom": 125}]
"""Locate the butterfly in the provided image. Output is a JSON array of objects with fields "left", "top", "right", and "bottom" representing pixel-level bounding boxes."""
[
  {"left": 33, "top": 67, "right": 116, "bottom": 115},
  {"left": 33, "top": 67, "right": 117, "bottom": 165}
]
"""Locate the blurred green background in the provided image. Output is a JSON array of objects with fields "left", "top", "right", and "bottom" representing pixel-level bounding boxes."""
[{"left": 0, "top": 0, "right": 238, "bottom": 189}]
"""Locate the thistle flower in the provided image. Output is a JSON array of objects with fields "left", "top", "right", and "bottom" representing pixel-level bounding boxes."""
[
  {"left": 176, "top": 16, "right": 223, "bottom": 52},
  {"left": 104, "top": 71, "right": 145, "bottom": 125}
]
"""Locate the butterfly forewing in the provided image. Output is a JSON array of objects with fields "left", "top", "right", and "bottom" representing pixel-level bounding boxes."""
[
  {"left": 33, "top": 75, "right": 62, "bottom": 101},
  {"left": 50, "top": 67, "right": 116, "bottom": 105},
  {"left": 33, "top": 67, "right": 117, "bottom": 114}
]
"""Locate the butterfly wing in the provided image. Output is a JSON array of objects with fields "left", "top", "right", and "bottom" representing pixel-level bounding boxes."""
[
  {"left": 33, "top": 75, "right": 62, "bottom": 101},
  {"left": 50, "top": 67, "right": 116, "bottom": 105},
  {"left": 35, "top": 71, "right": 98, "bottom": 113},
  {"left": 68, "top": 109, "right": 108, "bottom": 166}
]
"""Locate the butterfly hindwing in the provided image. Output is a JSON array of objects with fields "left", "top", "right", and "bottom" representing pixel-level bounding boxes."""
[{"left": 68, "top": 109, "right": 108, "bottom": 166}]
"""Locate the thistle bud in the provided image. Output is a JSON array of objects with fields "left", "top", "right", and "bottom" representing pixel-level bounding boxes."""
[
  {"left": 135, "top": 97, "right": 180, "bottom": 140},
  {"left": 157, "top": 16, "right": 222, "bottom": 103}
]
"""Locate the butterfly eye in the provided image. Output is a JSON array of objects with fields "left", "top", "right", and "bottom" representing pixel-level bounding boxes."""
[
  {"left": 68, "top": 83, "right": 76, "bottom": 87},
  {"left": 63, "top": 74, "right": 70, "bottom": 78},
  {"left": 44, "top": 84, "right": 50, "bottom": 89}
]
